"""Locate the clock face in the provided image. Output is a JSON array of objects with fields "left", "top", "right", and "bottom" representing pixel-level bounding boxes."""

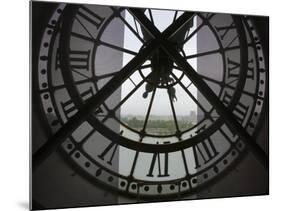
[{"left": 34, "top": 3, "right": 268, "bottom": 199}]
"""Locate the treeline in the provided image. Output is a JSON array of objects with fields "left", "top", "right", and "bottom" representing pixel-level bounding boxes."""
[{"left": 121, "top": 117, "right": 194, "bottom": 131}]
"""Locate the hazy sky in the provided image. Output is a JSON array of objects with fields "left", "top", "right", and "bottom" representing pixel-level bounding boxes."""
[{"left": 120, "top": 9, "right": 198, "bottom": 116}]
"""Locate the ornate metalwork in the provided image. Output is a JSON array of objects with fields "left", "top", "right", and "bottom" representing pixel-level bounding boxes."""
[{"left": 33, "top": 3, "right": 268, "bottom": 199}]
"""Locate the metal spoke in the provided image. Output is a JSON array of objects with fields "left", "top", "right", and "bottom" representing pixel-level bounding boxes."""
[
  {"left": 94, "top": 64, "right": 151, "bottom": 82},
  {"left": 184, "top": 45, "right": 246, "bottom": 60},
  {"left": 33, "top": 30, "right": 160, "bottom": 170},
  {"left": 72, "top": 71, "right": 118, "bottom": 85},
  {"left": 79, "top": 74, "right": 150, "bottom": 146},
  {"left": 182, "top": 19, "right": 204, "bottom": 44},
  {"left": 133, "top": 17, "right": 141, "bottom": 37},
  {"left": 173, "top": 11, "right": 178, "bottom": 22},
  {"left": 199, "top": 74, "right": 223, "bottom": 85},
  {"left": 128, "top": 10, "right": 267, "bottom": 168},
  {"left": 113, "top": 73, "right": 152, "bottom": 112},
  {"left": 148, "top": 9, "right": 154, "bottom": 24},
  {"left": 173, "top": 67, "right": 253, "bottom": 100},
  {"left": 162, "top": 40, "right": 268, "bottom": 170},
  {"left": 129, "top": 9, "right": 195, "bottom": 40},
  {"left": 174, "top": 66, "right": 224, "bottom": 86},
  {"left": 101, "top": 78, "right": 153, "bottom": 178},
  {"left": 78, "top": 126, "right": 97, "bottom": 146},
  {"left": 226, "top": 35, "right": 238, "bottom": 48},
  {"left": 174, "top": 65, "right": 239, "bottom": 90},
  {"left": 139, "top": 64, "right": 151, "bottom": 69},
  {"left": 75, "top": 17, "right": 138, "bottom": 56},
  {"left": 128, "top": 77, "right": 137, "bottom": 87},
  {"left": 110, "top": 7, "right": 145, "bottom": 43},
  {"left": 95, "top": 71, "right": 119, "bottom": 80},
  {"left": 170, "top": 72, "right": 209, "bottom": 115}
]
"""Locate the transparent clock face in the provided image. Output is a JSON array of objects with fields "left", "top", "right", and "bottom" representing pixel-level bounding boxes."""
[{"left": 36, "top": 3, "right": 267, "bottom": 198}]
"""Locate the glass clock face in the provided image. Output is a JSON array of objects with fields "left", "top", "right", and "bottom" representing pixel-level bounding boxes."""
[{"left": 35, "top": 3, "right": 268, "bottom": 198}]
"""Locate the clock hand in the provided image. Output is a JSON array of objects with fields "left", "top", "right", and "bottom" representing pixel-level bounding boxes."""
[{"left": 139, "top": 9, "right": 193, "bottom": 99}]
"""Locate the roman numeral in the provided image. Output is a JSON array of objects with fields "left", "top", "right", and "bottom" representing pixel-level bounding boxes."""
[
  {"left": 60, "top": 99, "right": 77, "bottom": 119},
  {"left": 227, "top": 58, "right": 239, "bottom": 78},
  {"left": 80, "top": 87, "right": 94, "bottom": 102},
  {"left": 98, "top": 142, "right": 118, "bottom": 165},
  {"left": 77, "top": 6, "right": 105, "bottom": 30},
  {"left": 222, "top": 91, "right": 250, "bottom": 123},
  {"left": 193, "top": 138, "right": 219, "bottom": 168},
  {"left": 55, "top": 49, "right": 91, "bottom": 73},
  {"left": 69, "top": 50, "right": 90, "bottom": 72},
  {"left": 221, "top": 90, "right": 232, "bottom": 106},
  {"left": 215, "top": 21, "right": 236, "bottom": 40},
  {"left": 60, "top": 88, "right": 94, "bottom": 119},
  {"left": 227, "top": 58, "right": 254, "bottom": 80},
  {"left": 147, "top": 142, "right": 170, "bottom": 177}
]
